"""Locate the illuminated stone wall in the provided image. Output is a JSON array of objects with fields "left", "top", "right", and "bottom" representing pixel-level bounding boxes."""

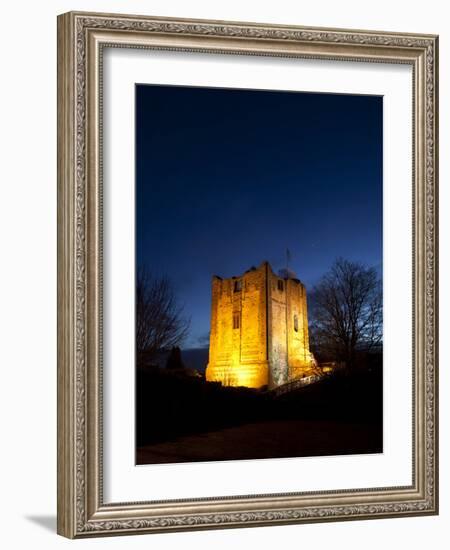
[
  {"left": 284, "top": 278, "right": 315, "bottom": 381},
  {"left": 267, "top": 270, "right": 289, "bottom": 387},
  {"left": 206, "top": 262, "right": 315, "bottom": 389}
]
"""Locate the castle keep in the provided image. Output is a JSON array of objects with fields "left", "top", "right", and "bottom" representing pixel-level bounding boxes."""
[{"left": 205, "top": 261, "right": 316, "bottom": 389}]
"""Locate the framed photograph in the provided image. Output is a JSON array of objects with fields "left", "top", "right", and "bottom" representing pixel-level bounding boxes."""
[{"left": 57, "top": 11, "right": 439, "bottom": 538}]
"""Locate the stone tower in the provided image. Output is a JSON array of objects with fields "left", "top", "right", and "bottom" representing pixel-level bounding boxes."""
[{"left": 205, "top": 261, "right": 316, "bottom": 389}]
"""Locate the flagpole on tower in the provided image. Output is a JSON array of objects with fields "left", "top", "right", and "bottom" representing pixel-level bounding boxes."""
[{"left": 286, "top": 248, "right": 291, "bottom": 277}]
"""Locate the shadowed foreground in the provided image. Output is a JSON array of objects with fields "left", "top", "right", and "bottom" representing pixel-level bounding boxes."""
[
  {"left": 137, "top": 418, "right": 382, "bottom": 465},
  {"left": 136, "top": 363, "right": 383, "bottom": 465}
]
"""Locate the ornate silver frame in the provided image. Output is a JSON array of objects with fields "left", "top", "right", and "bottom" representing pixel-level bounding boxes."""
[{"left": 57, "top": 11, "right": 439, "bottom": 538}]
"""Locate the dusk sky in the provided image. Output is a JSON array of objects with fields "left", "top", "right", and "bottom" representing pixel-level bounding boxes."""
[{"left": 136, "top": 85, "right": 382, "bottom": 348}]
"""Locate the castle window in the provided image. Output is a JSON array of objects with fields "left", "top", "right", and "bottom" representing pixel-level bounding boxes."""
[
  {"left": 233, "top": 313, "right": 240, "bottom": 329},
  {"left": 294, "top": 314, "right": 298, "bottom": 332},
  {"left": 277, "top": 280, "right": 284, "bottom": 292},
  {"left": 234, "top": 279, "right": 242, "bottom": 292}
]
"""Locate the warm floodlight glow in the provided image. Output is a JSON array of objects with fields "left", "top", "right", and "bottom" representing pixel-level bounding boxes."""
[{"left": 206, "top": 262, "right": 317, "bottom": 389}]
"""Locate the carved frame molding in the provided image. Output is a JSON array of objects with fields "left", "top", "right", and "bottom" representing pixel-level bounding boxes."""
[{"left": 57, "top": 11, "right": 438, "bottom": 538}]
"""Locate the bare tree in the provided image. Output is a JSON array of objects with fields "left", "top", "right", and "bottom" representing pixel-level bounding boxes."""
[
  {"left": 136, "top": 267, "right": 190, "bottom": 368},
  {"left": 309, "top": 258, "right": 382, "bottom": 369}
]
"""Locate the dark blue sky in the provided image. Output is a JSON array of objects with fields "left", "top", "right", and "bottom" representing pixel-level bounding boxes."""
[{"left": 136, "top": 85, "right": 382, "bottom": 348}]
